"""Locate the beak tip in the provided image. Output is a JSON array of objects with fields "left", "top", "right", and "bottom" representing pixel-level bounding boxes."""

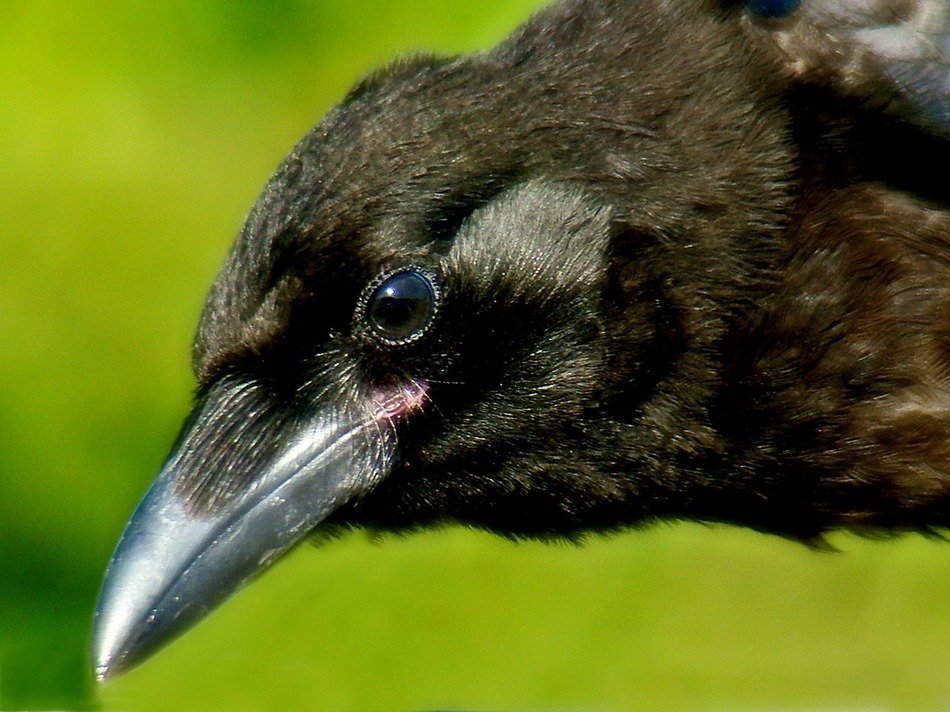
[
  {"left": 92, "top": 629, "right": 138, "bottom": 683},
  {"left": 94, "top": 664, "right": 111, "bottom": 684},
  {"left": 91, "top": 626, "right": 121, "bottom": 683},
  {"left": 91, "top": 603, "right": 138, "bottom": 683}
]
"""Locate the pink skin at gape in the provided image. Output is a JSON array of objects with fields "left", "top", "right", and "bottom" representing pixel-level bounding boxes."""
[{"left": 372, "top": 380, "right": 429, "bottom": 423}]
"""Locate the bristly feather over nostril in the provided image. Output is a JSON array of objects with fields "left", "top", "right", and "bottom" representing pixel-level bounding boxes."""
[{"left": 170, "top": 377, "right": 292, "bottom": 516}]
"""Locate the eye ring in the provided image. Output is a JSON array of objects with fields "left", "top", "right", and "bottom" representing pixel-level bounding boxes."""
[{"left": 356, "top": 266, "right": 441, "bottom": 346}]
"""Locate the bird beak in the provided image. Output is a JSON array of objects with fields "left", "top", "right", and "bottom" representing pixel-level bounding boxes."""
[{"left": 91, "top": 375, "right": 398, "bottom": 681}]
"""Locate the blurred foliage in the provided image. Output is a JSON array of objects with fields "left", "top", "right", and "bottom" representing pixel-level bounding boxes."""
[{"left": 0, "top": 1, "right": 947, "bottom": 710}]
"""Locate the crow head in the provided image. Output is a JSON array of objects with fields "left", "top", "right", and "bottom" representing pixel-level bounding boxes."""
[{"left": 92, "top": 0, "right": 948, "bottom": 682}]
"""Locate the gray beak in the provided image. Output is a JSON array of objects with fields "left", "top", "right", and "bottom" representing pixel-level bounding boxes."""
[{"left": 91, "top": 376, "right": 393, "bottom": 681}]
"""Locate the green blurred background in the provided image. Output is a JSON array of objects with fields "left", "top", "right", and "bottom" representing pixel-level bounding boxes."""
[{"left": 0, "top": 1, "right": 947, "bottom": 710}]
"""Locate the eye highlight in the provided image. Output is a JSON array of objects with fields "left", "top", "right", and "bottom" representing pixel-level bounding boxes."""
[{"left": 361, "top": 267, "right": 440, "bottom": 345}]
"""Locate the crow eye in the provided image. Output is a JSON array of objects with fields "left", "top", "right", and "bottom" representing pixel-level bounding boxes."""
[{"left": 364, "top": 268, "right": 439, "bottom": 345}]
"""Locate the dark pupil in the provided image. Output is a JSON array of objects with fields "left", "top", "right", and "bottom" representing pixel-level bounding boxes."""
[{"left": 368, "top": 271, "right": 435, "bottom": 341}]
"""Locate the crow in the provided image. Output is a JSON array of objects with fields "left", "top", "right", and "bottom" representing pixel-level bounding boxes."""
[{"left": 92, "top": 0, "right": 949, "bottom": 681}]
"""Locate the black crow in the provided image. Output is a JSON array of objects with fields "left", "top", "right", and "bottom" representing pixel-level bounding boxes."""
[{"left": 92, "top": 0, "right": 949, "bottom": 681}]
